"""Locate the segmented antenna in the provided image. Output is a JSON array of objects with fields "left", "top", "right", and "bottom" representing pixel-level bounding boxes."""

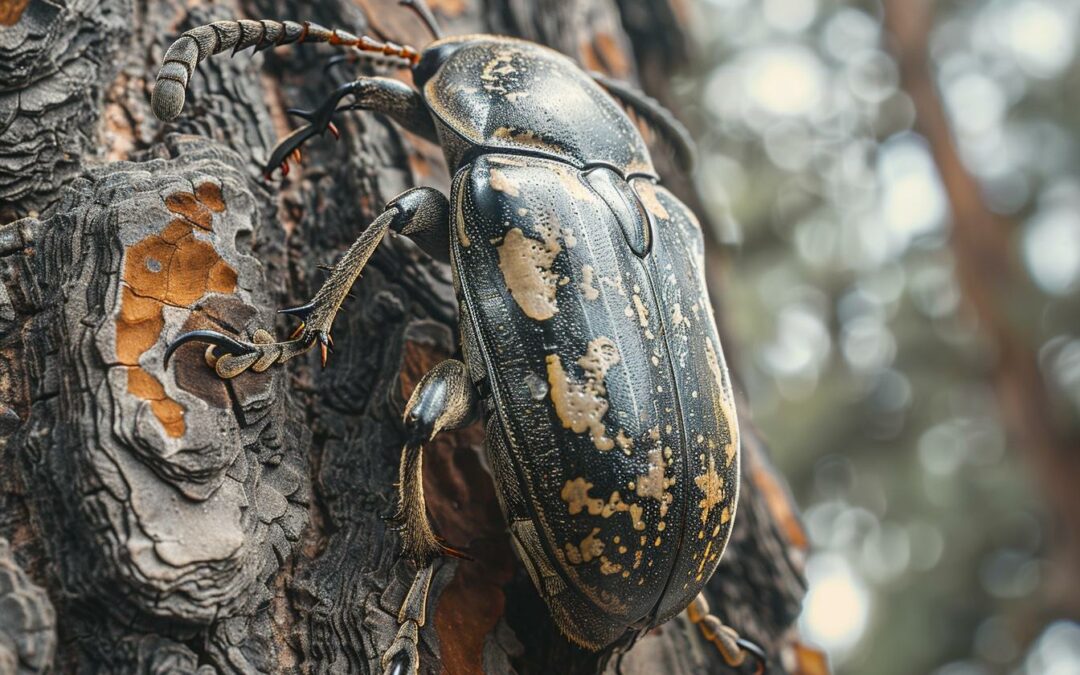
[{"left": 152, "top": 20, "right": 421, "bottom": 122}]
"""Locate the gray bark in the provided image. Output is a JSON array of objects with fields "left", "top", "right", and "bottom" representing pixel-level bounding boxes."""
[{"left": 0, "top": 0, "right": 809, "bottom": 673}]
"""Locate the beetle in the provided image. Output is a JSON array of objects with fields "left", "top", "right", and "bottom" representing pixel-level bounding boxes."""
[{"left": 154, "top": 3, "right": 764, "bottom": 673}]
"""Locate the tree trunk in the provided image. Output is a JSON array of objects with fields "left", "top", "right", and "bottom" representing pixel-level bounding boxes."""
[{"left": 0, "top": 1, "right": 813, "bottom": 673}]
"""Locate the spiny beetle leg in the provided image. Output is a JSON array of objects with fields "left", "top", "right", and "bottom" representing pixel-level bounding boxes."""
[
  {"left": 162, "top": 209, "right": 397, "bottom": 378},
  {"left": 392, "top": 360, "right": 479, "bottom": 565}
]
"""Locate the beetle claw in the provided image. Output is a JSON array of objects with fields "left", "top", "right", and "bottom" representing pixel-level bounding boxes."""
[
  {"left": 285, "top": 107, "right": 316, "bottom": 122},
  {"left": 163, "top": 330, "right": 254, "bottom": 368},
  {"left": 264, "top": 124, "right": 322, "bottom": 178},
  {"left": 278, "top": 302, "right": 316, "bottom": 320},
  {"left": 318, "top": 334, "right": 329, "bottom": 368},
  {"left": 736, "top": 638, "right": 767, "bottom": 675},
  {"left": 323, "top": 52, "right": 357, "bottom": 75},
  {"left": 384, "top": 651, "right": 411, "bottom": 675},
  {"left": 436, "top": 540, "right": 473, "bottom": 562}
]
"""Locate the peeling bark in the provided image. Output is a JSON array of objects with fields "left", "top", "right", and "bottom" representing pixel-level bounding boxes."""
[{"left": 0, "top": 1, "right": 810, "bottom": 673}]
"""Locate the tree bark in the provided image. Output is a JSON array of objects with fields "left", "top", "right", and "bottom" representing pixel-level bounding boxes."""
[{"left": 0, "top": 1, "right": 812, "bottom": 673}]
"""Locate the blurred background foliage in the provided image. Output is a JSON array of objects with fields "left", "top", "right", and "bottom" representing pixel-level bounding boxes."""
[{"left": 673, "top": 0, "right": 1080, "bottom": 672}]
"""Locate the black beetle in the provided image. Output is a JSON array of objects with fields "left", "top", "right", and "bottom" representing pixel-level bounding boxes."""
[{"left": 154, "top": 3, "right": 762, "bottom": 673}]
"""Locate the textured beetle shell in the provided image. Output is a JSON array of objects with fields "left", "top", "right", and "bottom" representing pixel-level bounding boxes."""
[
  {"left": 450, "top": 154, "right": 740, "bottom": 649},
  {"left": 423, "top": 37, "right": 657, "bottom": 178}
]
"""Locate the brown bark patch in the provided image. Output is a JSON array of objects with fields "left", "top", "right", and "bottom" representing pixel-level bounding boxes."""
[
  {"left": 116, "top": 182, "right": 236, "bottom": 437},
  {"left": 427, "top": 427, "right": 515, "bottom": 675},
  {"left": 0, "top": 0, "right": 29, "bottom": 26}
]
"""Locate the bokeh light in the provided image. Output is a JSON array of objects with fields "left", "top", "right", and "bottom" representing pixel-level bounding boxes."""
[{"left": 683, "top": 0, "right": 1079, "bottom": 671}]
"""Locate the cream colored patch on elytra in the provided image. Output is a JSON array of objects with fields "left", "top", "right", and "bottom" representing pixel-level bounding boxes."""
[
  {"left": 561, "top": 477, "right": 645, "bottom": 531},
  {"left": 564, "top": 527, "right": 603, "bottom": 564},
  {"left": 489, "top": 167, "right": 520, "bottom": 197},
  {"left": 634, "top": 180, "right": 670, "bottom": 220},
  {"left": 635, "top": 447, "right": 674, "bottom": 517},
  {"left": 672, "top": 302, "right": 689, "bottom": 327},
  {"left": 694, "top": 453, "right": 725, "bottom": 526},
  {"left": 547, "top": 337, "right": 621, "bottom": 451},
  {"left": 581, "top": 264, "right": 600, "bottom": 301},
  {"left": 632, "top": 294, "right": 655, "bottom": 340},
  {"left": 454, "top": 176, "right": 470, "bottom": 247},
  {"left": 497, "top": 227, "right": 561, "bottom": 320},
  {"left": 704, "top": 338, "right": 740, "bottom": 467},
  {"left": 599, "top": 556, "right": 623, "bottom": 575},
  {"left": 551, "top": 163, "right": 598, "bottom": 202}
]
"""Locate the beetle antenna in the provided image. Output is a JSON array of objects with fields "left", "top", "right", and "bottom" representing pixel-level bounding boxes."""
[
  {"left": 399, "top": 0, "right": 444, "bottom": 40},
  {"left": 152, "top": 20, "right": 422, "bottom": 122}
]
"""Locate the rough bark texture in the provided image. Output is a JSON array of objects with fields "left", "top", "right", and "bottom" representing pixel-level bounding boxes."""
[{"left": 0, "top": 1, "right": 812, "bottom": 673}]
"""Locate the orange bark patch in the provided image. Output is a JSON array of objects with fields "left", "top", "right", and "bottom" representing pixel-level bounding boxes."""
[
  {"left": 790, "top": 641, "right": 830, "bottom": 675},
  {"left": 427, "top": 0, "right": 465, "bottom": 18},
  {"left": 750, "top": 458, "right": 808, "bottom": 552},
  {"left": 127, "top": 368, "right": 186, "bottom": 438},
  {"left": 0, "top": 0, "right": 29, "bottom": 26},
  {"left": 580, "top": 32, "right": 631, "bottom": 79},
  {"left": 115, "top": 182, "right": 235, "bottom": 438},
  {"left": 398, "top": 341, "right": 515, "bottom": 675},
  {"left": 165, "top": 184, "right": 223, "bottom": 230},
  {"left": 194, "top": 181, "right": 225, "bottom": 212}
]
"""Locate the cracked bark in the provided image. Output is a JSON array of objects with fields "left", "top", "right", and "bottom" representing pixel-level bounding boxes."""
[{"left": 0, "top": 0, "right": 812, "bottom": 673}]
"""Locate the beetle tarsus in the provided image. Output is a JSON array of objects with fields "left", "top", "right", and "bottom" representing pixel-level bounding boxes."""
[
  {"left": 380, "top": 564, "right": 434, "bottom": 675},
  {"left": 162, "top": 326, "right": 328, "bottom": 379},
  {"left": 686, "top": 593, "right": 767, "bottom": 674}
]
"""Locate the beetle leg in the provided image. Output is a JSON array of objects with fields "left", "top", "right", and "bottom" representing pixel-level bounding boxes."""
[
  {"left": 164, "top": 188, "right": 448, "bottom": 378},
  {"left": 264, "top": 77, "right": 439, "bottom": 178},
  {"left": 392, "top": 359, "right": 480, "bottom": 565},
  {"left": 399, "top": 0, "right": 444, "bottom": 40},
  {"left": 380, "top": 563, "right": 435, "bottom": 675},
  {"left": 687, "top": 593, "right": 767, "bottom": 674}
]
